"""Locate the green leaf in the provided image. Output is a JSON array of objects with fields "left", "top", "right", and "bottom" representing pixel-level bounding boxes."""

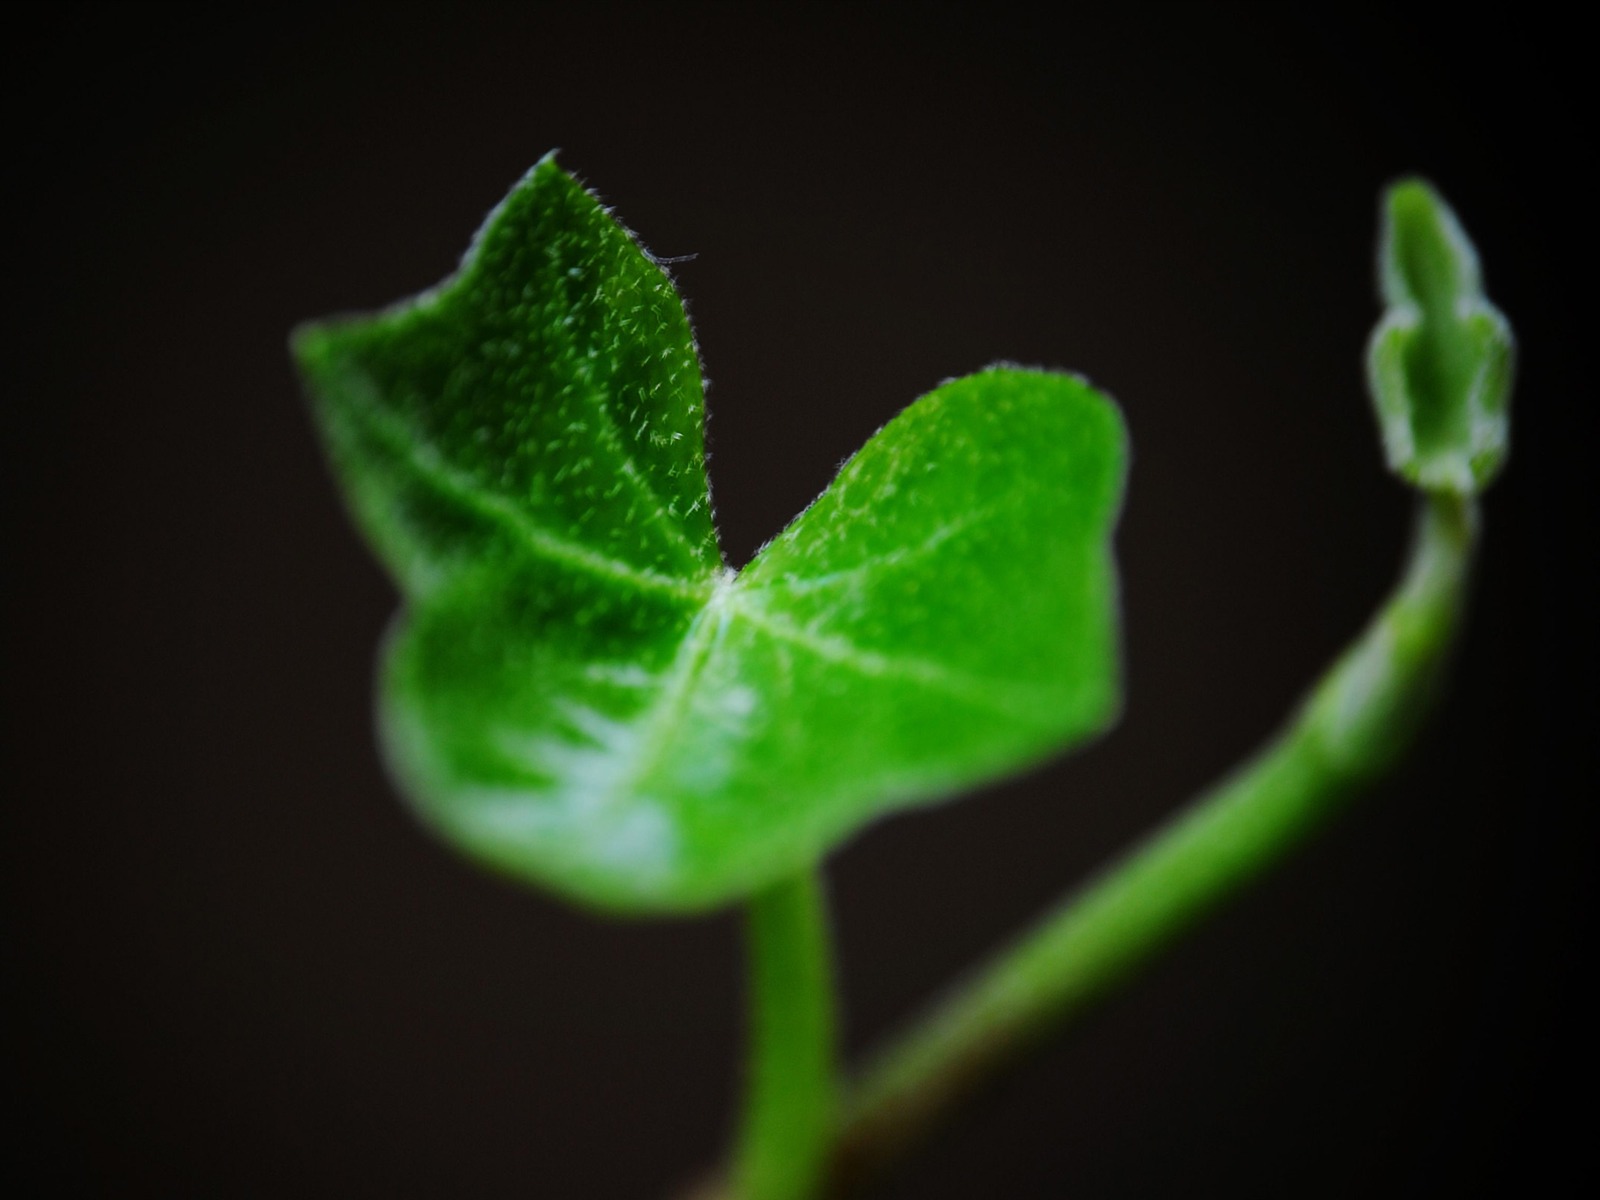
[
  {"left": 296, "top": 155, "right": 1127, "bottom": 913},
  {"left": 1366, "top": 178, "right": 1514, "bottom": 495}
]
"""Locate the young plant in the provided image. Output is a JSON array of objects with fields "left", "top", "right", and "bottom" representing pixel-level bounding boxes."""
[{"left": 294, "top": 161, "right": 1511, "bottom": 1198}]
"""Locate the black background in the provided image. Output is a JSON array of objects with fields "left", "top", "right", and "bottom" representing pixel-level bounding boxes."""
[{"left": 5, "top": 6, "right": 1590, "bottom": 1197}]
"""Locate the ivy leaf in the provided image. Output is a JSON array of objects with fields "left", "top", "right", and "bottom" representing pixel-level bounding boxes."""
[
  {"left": 1366, "top": 178, "right": 1514, "bottom": 495},
  {"left": 295, "top": 155, "right": 1127, "bottom": 913}
]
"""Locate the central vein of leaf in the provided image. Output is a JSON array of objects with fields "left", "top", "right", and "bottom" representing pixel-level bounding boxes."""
[
  {"left": 350, "top": 394, "right": 717, "bottom": 602},
  {"left": 593, "top": 576, "right": 1066, "bottom": 819},
  {"left": 609, "top": 569, "right": 742, "bottom": 797}
]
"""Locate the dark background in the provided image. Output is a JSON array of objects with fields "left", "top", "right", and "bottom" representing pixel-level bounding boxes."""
[{"left": 5, "top": 5, "right": 1589, "bottom": 1197}]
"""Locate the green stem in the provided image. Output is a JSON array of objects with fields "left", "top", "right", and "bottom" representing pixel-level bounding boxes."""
[
  {"left": 735, "top": 867, "right": 839, "bottom": 1200},
  {"left": 832, "top": 492, "right": 1476, "bottom": 1189}
]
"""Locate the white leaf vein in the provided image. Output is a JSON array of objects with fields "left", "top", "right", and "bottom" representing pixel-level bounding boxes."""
[{"left": 347, "top": 394, "right": 714, "bottom": 601}]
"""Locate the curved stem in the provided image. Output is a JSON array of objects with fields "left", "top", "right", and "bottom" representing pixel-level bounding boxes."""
[
  {"left": 735, "top": 867, "right": 839, "bottom": 1200},
  {"left": 831, "top": 492, "right": 1477, "bottom": 1190}
]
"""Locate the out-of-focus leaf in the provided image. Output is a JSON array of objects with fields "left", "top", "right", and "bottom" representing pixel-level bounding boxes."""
[{"left": 1367, "top": 178, "right": 1513, "bottom": 494}]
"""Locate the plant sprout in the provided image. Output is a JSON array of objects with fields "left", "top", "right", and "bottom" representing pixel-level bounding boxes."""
[{"left": 295, "top": 161, "right": 1511, "bottom": 1199}]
